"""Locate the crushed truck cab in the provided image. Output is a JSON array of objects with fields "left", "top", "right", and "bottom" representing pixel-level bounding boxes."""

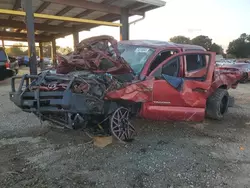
[{"left": 9, "top": 36, "right": 243, "bottom": 142}]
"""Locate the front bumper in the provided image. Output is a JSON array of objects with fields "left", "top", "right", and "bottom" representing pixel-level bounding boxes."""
[{"left": 9, "top": 74, "right": 104, "bottom": 114}]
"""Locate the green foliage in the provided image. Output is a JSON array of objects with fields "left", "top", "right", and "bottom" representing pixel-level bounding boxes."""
[
  {"left": 5, "top": 42, "right": 73, "bottom": 58},
  {"left": 226, "top": 54, "right": 236, "bottom": 59},
  {"left": 227, "top": 33, "right": 250, "bottom": 58},
  {"left": 169, "top": 36, "right": 191, "bottom": 44},
  {"left": 57, "top": 46, "right": 73, "bottom": 55},
  {"left": 210, "top": 43, "right": 224, "bottom": 54},
  {"left": 191, "top": 35, "right": 212, "bottom": 50},
  {"left": 42, "top": 42, "right": 73, "bottom": 56},
  {"left": 43, "top": 42, "right": 52, "bottom": 57},
  {"left": 169, "top": 35, "right": 224, "bottom": 54},
  {"left": 5, "top": 43, "right": 28, "bottom": 56}
]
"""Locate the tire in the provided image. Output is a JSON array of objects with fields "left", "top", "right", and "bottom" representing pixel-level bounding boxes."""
[
  {"left": 228, "top": 96, "right": 235, "bottom": 107},
  {"left": 240, "top": 72, "right": 248, "bottom": 83},
  {"left": 206, "top": 89, "right": 229, "bottom": 120}
]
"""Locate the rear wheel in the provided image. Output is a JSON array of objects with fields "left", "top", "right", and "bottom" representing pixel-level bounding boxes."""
[
  {"left": 228, "top": 96, "right": 235, "bottom": 107},
  {"left": 206, "top": 89, "right": 229, "bottom": 120},
  {"left": 240, "top": 72, "right": 248, "bottom": 83}
]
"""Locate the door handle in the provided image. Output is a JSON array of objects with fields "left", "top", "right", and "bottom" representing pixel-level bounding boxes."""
[{"left": 192, "top": 88, "right": 207, "bottom": 93}]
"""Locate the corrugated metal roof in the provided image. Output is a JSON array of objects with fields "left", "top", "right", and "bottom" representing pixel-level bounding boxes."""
[{"left": 0, "top": 0, "right": 166, "bottom": 42}]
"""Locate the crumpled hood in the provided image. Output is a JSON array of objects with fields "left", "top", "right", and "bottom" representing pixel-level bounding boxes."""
[{"left": 56, "top": 35, "right": 134, "bottom": 75}]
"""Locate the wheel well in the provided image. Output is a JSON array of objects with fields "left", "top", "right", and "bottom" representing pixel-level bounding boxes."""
[{"left": 218, "top": 85, "right": 227, "bottom": 89}]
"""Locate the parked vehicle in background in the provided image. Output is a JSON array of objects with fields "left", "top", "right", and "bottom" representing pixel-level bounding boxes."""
[
  {"left": 37, "top": 57, "right": 53, "bottom": 69},
  {"left": 8, "top": 56, "right": 19, "bottom": 74},
  {"left": 17, "top": 56, "right": 30, "bottom": 66},
  {"left": 217, "top": 62, "right": 250, "bottom": 83},
  {"left": 0, "top": 48, "right": 19, "bottom": 81},
  {"left": 16, "top": 56, "right": 23, "bottom": 66}
]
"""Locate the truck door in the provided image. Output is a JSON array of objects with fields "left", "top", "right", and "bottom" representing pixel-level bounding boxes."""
[{"left": 140, "top": 51, "right": 215, "bottom": 122}]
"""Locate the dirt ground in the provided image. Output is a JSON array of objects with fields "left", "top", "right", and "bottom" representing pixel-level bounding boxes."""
[{"left": 1, "top": 76, "right": 250, "bottom": 188}]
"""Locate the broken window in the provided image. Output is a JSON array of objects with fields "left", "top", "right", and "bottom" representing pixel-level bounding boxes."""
[
  {"left": 186, "top": 54, "right": 207, "bottom": 72},
  {"left": 162, "top": 57, "right": 180, "bottom": 77},
  {"left": 185, "top": 54, "right": 210, "bottom": 81},
  {"left": 148, "top": 50, "right": 177, "bottom": 74}
]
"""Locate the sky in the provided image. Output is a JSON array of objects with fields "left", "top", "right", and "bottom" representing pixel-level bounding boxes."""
[{"left": 5, "top": 0, "right": 250, "bottom": 51}]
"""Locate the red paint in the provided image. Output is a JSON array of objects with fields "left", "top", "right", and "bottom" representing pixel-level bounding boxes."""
[
  {"left": 217, "top": 63, "right": 250, "bottom": 81},
  {"left": 140, "top": 103, "right": 205, "bottom": 121},
  {"left": 56, "top": 35, "right": 133, "bottom": 75},
  {"left": 106, "top": 50, "right": 242, "bottom": 122},
  {"left": 106, "top": 79, "right": 154, "bottom": 102},
  {"left": 56, "top": 38, "right": 242, "bottom": 122}
]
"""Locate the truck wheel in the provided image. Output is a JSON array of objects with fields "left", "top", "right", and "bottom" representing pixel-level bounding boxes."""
[
  {"left": 206, "top": 89, "right": 229, "bottom": 120},
  {"left": 228, "top": 96, "right": 235, "bottom": 107},
  {"left": 240, "top": 72, "right": 248, "bottom": 83}
]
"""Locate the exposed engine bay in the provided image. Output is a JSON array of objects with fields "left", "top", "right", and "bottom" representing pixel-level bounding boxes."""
[{"left": 10, "top": 36, "right": 143, "bottom": 142}]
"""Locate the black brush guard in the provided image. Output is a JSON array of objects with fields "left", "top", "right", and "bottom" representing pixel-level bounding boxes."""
[{"left": 9, "top": 74, "right": 105, "bottom": 128}]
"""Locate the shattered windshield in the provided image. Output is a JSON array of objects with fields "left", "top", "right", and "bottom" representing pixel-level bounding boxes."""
[{"left": 118, "top": 44, "right": 155, "bottom": 75}]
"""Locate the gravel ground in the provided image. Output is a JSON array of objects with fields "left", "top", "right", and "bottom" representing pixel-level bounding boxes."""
[{"left": 0, "top": 77, "right": 250, "bottom": 188}]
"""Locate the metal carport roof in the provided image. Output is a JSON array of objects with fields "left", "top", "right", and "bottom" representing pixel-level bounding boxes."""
[{"left": 0, "top": 0, "right": 166, "bottom": 42}]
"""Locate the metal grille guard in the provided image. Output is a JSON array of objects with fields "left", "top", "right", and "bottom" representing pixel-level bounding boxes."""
[{"left": 9, "top": 73, "right": 104, "bottom": 115}]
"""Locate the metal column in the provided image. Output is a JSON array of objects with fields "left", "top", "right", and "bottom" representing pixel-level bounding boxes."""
[
  {"left": 39, "top": 42, "right": 44, "bottom": 70},
  {"left": 51, "top": 39, "right": 57, "bottom": 67},
  {"left": 73, "top": 32, "right": 79, "bottom": 50},
  {"left": 22, "top": 0, "right": 37, "bottom": 75},
  {"left": 1, "top": 39, "right": 4, "bottom": 48},
  {"left": 120, "top": 8, "right": 129, "bottom": 40}
]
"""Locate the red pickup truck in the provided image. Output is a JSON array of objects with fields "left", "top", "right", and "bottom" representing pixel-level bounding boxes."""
[
  {"left": 9, "top": 36, "right": 242, "bottom": 142},
  {"left": 106, "top": 40, "right": 242, "bottom": 121}
]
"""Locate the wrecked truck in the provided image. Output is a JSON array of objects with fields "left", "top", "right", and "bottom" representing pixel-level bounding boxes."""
[{"left": 9, "top": 36, "right": 242, "bottom": 142}]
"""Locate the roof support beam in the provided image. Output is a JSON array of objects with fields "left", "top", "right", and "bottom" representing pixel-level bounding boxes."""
[
  {"left": 23, "top": 0, "right": 37, "bottom": 75},
  {"left": 0, "top": 31, "right": 52, "bottom": 42},
  {"left": 0, "top": 19, "right": 74, "bottom": 33},
  {"left": 44, "top": 0, "right": 144, "bottom": 15},
  {"left": 56, "top": 0, "right": 119, "bottom": 28},
  {"left": 54, "top": 13, "right": 120, "bottom": 39},
  {"left": 0, "top": 9, "right": 122, "bottom": 27},
  {"left": 44, "top": 6, "right": 73, "bottom": 24},
  {"left": 120, "top": 8, "right": 129, "bottom": 40},
  {"left": 75, "top": 13, "right": 120, "bottom": 31},
  {"left": 0, "top": 37, "right": 37, "bottom": 42},
  {"left": 134, "top": 0, "right": 166, "bottom": 7},
  {"left": 8, "top": 0, "right": 21, "bottom": 20},
  {"left": 35, "top": 2, "right": 51, "bottom": 13},
  {"left": 15, "top": 1, "right": 51, "bottom": 33},
  {"left": 58, "top": 9, "right": 94, "bottom": 27}
]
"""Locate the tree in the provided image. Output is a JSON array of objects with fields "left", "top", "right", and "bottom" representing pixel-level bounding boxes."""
[
  {"left": 227, "top": 33, "right": 250, "bottom": 58},
  {"left": 43, "top": 42, "right": 52, "bottom": 57},
  {"left": 191, "top": 35, "right": 212, "bottom": 50},
  {"left": 169, "top": 36, "right": 191, "bottom": 44},
  {"left": 5, "top": 43, "right": 28, "bottom": 56},
  {"left": 41, "top": 42, "right": 73, "bottom": 57},
  {"left": 210, "top": 43, "right": 224, "bottom": 54},
  {"left": 57, "top": 47, "right": 73, "bottom": 55}
]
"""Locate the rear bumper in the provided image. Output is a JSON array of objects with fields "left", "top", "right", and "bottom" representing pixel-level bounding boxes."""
[
  {"left": 0, "top": 68, "right": 15, "bottom": 80},
  {"left": 9, "top": 74, "right": 104, "bottom": 114}
]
